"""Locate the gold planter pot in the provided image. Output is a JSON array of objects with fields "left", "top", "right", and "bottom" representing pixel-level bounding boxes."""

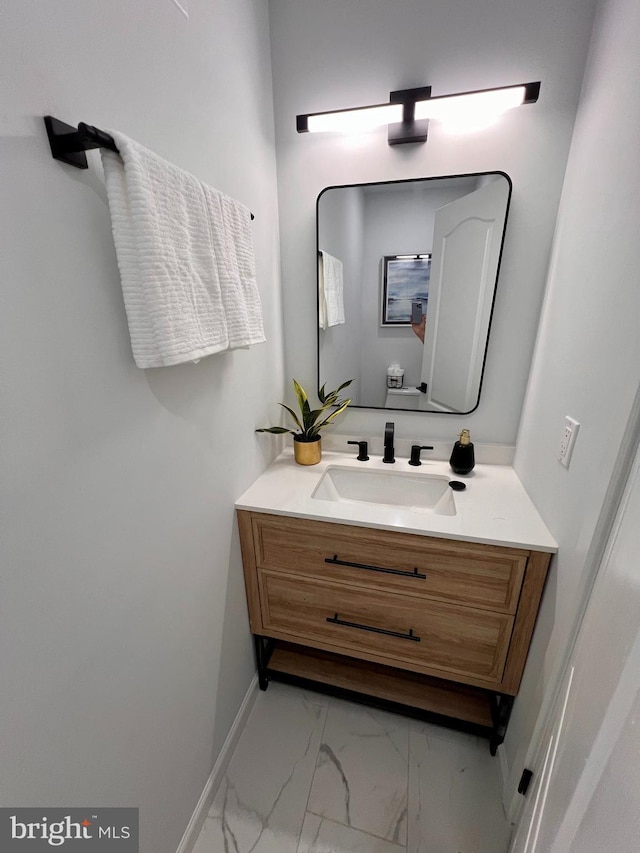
[{"left": 293, "top": 436, "right": 322, "bottom": 465}]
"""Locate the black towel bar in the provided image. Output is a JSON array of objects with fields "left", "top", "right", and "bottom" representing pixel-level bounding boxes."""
[
  {"left": 43, "top": 116, "right": 255, "bottom": 219},
  {"left": 44, "top": 116, "right": 118, "bottom": 169}
]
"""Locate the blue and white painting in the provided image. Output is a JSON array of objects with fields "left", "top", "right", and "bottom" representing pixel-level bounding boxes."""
[{"left": 382, "top": 255, "right": 431, "bottom": 324}]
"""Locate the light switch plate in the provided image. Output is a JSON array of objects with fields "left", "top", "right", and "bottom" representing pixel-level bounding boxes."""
[{"left": 558, "top": 416, "right": 580, "bottom": 468}]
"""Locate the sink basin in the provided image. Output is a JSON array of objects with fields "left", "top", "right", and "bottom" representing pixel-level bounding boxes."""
[{"left": 311, "top": 466, "right": 457, "bottom": 515}]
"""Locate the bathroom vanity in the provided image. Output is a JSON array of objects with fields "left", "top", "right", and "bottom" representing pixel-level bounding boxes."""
[{"left": 236, "top": 450, "right": 556, "bottom": 753}]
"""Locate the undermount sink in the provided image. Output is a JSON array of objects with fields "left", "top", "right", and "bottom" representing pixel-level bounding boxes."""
[{"left": 311, "top": 465, "right": 457, "bottom": 515}]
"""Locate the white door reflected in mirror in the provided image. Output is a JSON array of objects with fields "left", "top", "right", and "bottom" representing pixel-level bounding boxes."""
[{"left": 419, "top": 177, "right": 510, "bottom": 412}]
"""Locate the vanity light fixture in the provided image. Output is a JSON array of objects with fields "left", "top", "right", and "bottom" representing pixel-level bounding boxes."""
[{"left": 296, "top": 81, "right": 540, "bottom": 145}]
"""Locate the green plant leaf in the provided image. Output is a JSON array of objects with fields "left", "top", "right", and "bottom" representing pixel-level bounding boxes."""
[
  {"left": 334, "top": 379, "right": 354, "bottom": 394},
  {"left": 257, "top": 378, "right": 352, "bottom": 442},
  {"left": 293, "top": 379, "right": 315, "bottom": 433},
  {"left": 293, "top": 379, "right": 310, "bottom": 414},
  {"left": 308, "top": 405, "right": 330, "bottom": 422},
  {"left": 279, "top": 402, "right": 303, "bottom": 433},
  {"left": 314, "top": 398, "right": 352, "bottom": 431},
  {"left": 319, "top": 378, "right": 353, "bottom": 406}
]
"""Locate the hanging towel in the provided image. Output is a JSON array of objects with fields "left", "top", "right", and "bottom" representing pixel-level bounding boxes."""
[
  {"left": 101, "top": 132, "right": 265, "bottom": 368},
  {"left": 200, "top": 184, "right": 265, "bottom": 351},
  {"left": 318, "top": 254, "right": 328, "bottom": 330},
  {"left": 318, "top": 250, "right": 345, "bottom": 329}
]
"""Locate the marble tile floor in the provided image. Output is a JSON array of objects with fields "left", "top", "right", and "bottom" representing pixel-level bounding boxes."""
[{"left": 193, "top": 682, "right": 513, "bottom": 853}]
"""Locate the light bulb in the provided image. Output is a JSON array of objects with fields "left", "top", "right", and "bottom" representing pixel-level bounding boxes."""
[
  {"left": 415, "top": 86, "right": 526, "bottom": 130},
  {"left": 307, "top": 103, "right": 403, "bottom": 133}
]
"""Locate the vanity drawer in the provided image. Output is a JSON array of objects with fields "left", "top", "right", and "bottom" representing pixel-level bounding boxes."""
[
  {"left": 250, "top": 513, "right": 527, "bottom": 614},
  {"left": 258, "top": 569, "right": 513, "bottom": 686}
]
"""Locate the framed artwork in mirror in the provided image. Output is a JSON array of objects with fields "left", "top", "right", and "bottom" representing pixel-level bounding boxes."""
[{"left": 381, "top": 254, "right": 431, "bottom": 325}]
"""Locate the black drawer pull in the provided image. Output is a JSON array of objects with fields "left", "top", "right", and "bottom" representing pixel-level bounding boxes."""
[
  {"left": 326, "top": 613, "right": 421, "bottom": 642},
  {"left": 325, "top": 554, "right": 426, "bottom": 580}
]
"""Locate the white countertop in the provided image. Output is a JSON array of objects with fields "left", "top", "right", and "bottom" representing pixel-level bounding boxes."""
[{"left": 236, "top": 449, "right": 557, "bottom": 553}]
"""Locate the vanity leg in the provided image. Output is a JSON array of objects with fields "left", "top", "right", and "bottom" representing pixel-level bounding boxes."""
[
  {"left": 254, "top": 635, "right": 272, "bottom": 691},
  {"left": 489, "top": 694, "right": 515, "bottom": 755}
]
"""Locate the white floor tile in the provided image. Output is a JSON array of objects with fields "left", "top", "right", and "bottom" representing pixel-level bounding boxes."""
[
  {"left": 407, "top": 720, "right": 512, "bottom": 853},
  {"left": 194, "top": 683, "right": 327, "bottom": 853},
  {"left": 192, "top": 682, "right": 514, "bottom": 853},
  {"left": 307, "top": 698, "right": 409, "bottom": 845},
  {"left": 297, "top": 813, "right": 406, "bottom": 853}
]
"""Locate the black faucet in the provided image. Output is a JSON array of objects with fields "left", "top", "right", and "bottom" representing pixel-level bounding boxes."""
[
  {"left": 409, "top": 444, "right": 434, "bottom": 466},
  {"left": 347, "top": 440, "right": 369, "bottom": 461},
  {"left": 383, "top": 421, "right": 395, "bottom": 463}
]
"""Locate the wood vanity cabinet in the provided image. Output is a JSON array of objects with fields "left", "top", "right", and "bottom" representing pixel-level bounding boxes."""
[{"left": 237, "top": 510, "right": 551, "bottom": 753}]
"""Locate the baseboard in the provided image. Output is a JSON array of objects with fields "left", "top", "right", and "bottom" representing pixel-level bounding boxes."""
[
  {"left": 175, "top": 673, "right": 259, "bottom": 853},
  {"left": 497, "top": 743, "right": 526, "bottom": 825},
  {"left": 496, "top": 743, "right": 513, "bottom": 815}
]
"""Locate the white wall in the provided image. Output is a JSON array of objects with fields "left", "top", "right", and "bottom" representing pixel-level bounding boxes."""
[
  {"left": 0, "top": 2, "right": 283, "bottom": 852},
  {"left": 269, "top": 0, "right": 597, "bottom": 445},
  {"left": 505, "top": 0, "right": 640, "bottom": 801}
]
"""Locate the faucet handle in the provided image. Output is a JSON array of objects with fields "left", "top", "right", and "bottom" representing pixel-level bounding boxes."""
[
  {"left": 347, "top": 440, "right": 369, "bottom": 461},
  {"left": 409, "top": 445, "right": 434, "bottom": 466}
]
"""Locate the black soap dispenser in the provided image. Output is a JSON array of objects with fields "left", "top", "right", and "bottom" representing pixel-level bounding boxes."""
[{"left": 450, "top": 429, "right": 475, "bottom": 475}]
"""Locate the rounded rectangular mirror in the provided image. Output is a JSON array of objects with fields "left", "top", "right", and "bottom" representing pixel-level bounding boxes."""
[{"left": 317, "top": 172, "right": 511, "bottom": 413}]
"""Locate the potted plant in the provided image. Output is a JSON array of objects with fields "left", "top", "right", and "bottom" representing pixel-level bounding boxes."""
[{"left": 256, "top": 378, "right": 353, "bottom": 465}]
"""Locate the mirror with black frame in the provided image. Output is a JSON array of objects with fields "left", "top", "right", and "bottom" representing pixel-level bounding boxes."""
[{"left": 317, "top": 172, "right": 511, "bottom": 413}]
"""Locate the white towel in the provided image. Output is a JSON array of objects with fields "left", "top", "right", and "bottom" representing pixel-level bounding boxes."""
[
  {"left": 318, "top": 251, "right": 345, "bottom": 330},
  {"left": 200, "top": 184, "right": 265, "bottom": 352},
  {"left": 318, "top": 254, "right": 328, "bottom": 330},
  {"left": 101, "top": 132, "right": 265, "bottom": 368}
]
